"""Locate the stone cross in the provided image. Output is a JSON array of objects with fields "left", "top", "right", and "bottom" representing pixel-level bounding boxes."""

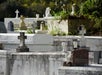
[
  {"left": 16, "top": 32, "right": 29, "bottom": 52},
  {"left": 15, "top": 9, "right": 19, "bottom": 18},
  {"left": 18, "top": 32, "right": 26, "bottom": 47},
  {"left": 79, "top": 25, "right": 86, "bottom": 47},
  {"left": 31, "top": 21, "right": 37, "bottom": 33}
]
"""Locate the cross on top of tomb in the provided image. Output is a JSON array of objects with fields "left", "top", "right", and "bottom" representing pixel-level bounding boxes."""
[
  {"left": 15, "top": 9, "right": 19, "bottom": 18},
  {"left": 78, "top": 25, "right": 86, "bottom": 47},
  {"left": 16, "top": 32, "right": 29, "bottom": 52},
  {"left": 78, "top": 25, "right": 86, "bottom": 36},
  {"left": 18, "top": 32, "right": 27, "bottom": 47}
]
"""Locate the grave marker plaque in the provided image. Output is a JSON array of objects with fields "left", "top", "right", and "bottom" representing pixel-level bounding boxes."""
[
  {"left": 8, "top": 21, "right": 14, "bottom": 31},
  {"left": 72, "top": 48, "right": 88, "bottom": 66}
]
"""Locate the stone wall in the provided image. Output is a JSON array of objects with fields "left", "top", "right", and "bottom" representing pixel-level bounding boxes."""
[{"left": 1, "top": 33, "right": 102, "bottom": 52}]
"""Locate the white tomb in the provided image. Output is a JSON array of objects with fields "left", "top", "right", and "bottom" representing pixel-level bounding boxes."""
[
  {"left": 0, "top": 50, "right": 65, "bottom": 75},
  {"left": 4, "top": 17, "right": 68, "bottom": 34}
]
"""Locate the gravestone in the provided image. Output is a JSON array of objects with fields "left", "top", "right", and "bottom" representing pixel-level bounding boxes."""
[
  {"left": 40, "top": 21, "right": 45, "bottom": 31},
  {"left": 72, "top": 49, "right": 89, "bottom": 66},
  {"left": 7, "top": 21, "right": 14, "bottom": 32},
  {"left": 16, "top": 32, "right": 29, "bottom": 52}
]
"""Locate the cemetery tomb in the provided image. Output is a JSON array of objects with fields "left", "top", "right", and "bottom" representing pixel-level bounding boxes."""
[{"left": 0, "top": 50, "right": 65, "bottom": 75}]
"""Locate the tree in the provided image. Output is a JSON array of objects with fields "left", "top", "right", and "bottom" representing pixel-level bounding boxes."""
[{"left": 81, "top": 0, "right": 102, "bottom": 35}]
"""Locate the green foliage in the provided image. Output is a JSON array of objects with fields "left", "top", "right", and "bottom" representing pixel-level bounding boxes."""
[
  {"left": 81, "top": 0, "right": 102, "bottom": 35},
  {"left": 94, "top": 17, "right": 102, "bottom": 29},
  {"left": 27, "top": 28, "right": 33, "bottom": 34},
  {"left": 0, "top": 0, "right": 101, "bottom": 35},
  {"left": 53, "top": 10, "right": 69, "bottom": 21},
  {"left": 49, "top": 27, "right": 66, "bottom": 36}
]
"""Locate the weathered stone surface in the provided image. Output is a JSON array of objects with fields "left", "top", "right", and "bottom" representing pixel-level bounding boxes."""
[
  {"left": 54, "top": 36, "right": 102, "bottom": 51},
  {"left": 59, "top": 66, "right": 102, "bottom": 75},
  {"left": 16, "top": 32, "right": 29, "bottom": 52},
  {"left": 72, "top": 48, "right": 89, "bottom": 66},
  {"left": 0, "top": 50, "right": 10, "bottom": 75},
  {"left": 10, "top": 52, "right": 65, "bottom": 75},
  {"left": 0, "top": 50, "right": 65, "bottom": 75}
]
